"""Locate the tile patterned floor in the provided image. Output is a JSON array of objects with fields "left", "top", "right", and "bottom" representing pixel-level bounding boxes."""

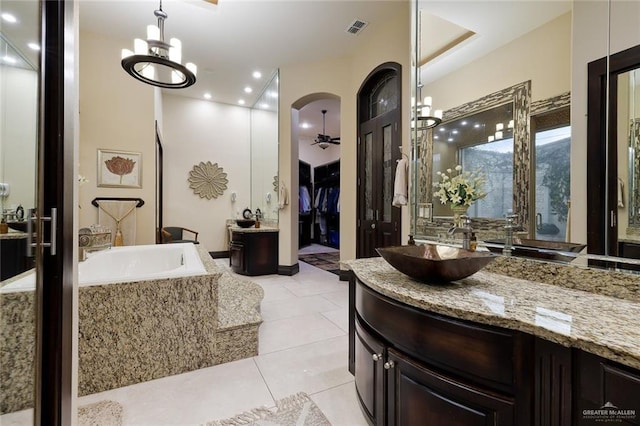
[{"left": 1, "top": 258, "right": 366, "bottom": 426}]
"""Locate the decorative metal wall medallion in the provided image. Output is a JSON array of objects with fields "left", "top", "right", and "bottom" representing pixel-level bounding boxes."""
[{"left": 188, "top": 161, "right": 229, "bottom": 199}]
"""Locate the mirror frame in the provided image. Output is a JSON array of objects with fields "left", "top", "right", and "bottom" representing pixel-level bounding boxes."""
[{"left": 587, "top": 44, "right": 640, "bottom": 256}]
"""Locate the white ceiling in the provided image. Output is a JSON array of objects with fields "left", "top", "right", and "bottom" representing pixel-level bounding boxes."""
[{"left": 0, "top": 0, "right": 572, "bottom": 147}]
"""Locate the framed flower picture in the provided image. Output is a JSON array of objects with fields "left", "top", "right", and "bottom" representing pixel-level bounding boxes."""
[{"left": 97, "top": 149, "right": 142, "bottom": 188}]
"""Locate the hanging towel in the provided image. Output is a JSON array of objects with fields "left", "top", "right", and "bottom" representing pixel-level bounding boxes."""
[
  {"left": 278, "top": 181, "right": 289, "bottom": 210},
  {"left": 97, "top": 200, "right": 137, "bottom": 246},
  {"left": 618, "top": 178, "right": 625, "bottom": 208},
  {"left": 392, "top": 158, "right": 408, "bottom": 207}
]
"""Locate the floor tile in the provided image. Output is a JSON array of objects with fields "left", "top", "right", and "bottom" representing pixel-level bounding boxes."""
[
  {"left": 257, "top": 282, "right": 298, "bottom": 303},
  {"left": 299, "top": 244, "right": 339, "bottom": 255},
  {"left": 255, "top": 335, "right": 353, "bottom": 400},
  {"left": 321, "top": 287, "right": 350, "bottom": 308},
  {"left": 321, "top": 306, "right": 349, "bottom": 332},
  {"left": 258, "top": 313, "right": 345, "bottom": 354},
  {"left": 311, "top": 382, "right": 369, "bottom": 426},
  {"left": 78, "top": 358, "right": 274, "bottom": 425},
  {"left": 260, "top": 295, "right": 340, "bottom": 321}
]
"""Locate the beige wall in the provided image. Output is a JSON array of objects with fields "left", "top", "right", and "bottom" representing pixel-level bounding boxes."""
[
  {"left": 424, "top": 12, "right": 571, "bottom": 111},
  {"left": 162, "top": 94, "right": 251, "bottom": 251},
  {"left": 79, "top": 30, "right": 156, "bottom": 244},
  {"left": 278, "top": 2, "right": 411, "bottom": 266}
]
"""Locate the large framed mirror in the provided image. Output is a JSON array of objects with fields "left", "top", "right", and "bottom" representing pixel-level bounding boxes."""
[{"left": 411, "top": 1, "right": 573, "bottom": 247}]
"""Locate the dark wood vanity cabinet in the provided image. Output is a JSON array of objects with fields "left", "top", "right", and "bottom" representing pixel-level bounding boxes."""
[
  {"left": 349, "top": 276, "right": 640, "bottom": 426},
  {"left": 229, "top": 229, "right": 278, "bottom": 276},
  {"left": 352, "top": 280, "right": 530, "bottom": 425}
]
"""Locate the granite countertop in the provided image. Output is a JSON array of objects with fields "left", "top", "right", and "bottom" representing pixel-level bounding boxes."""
[
  {"left": 229, "top": 225, "right": 279, "bottom": 233},
  {"left": 0, "top": 230, "right": 27, "bottom": 240},
  {"left": 345, "top": 257, "right": 640, "bottom": 370}
]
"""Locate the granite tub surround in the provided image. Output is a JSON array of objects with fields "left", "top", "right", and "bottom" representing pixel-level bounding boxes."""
[
  {"left": 0, "top": 283, "right": 34, "bottom": 414},
  {"left": 78, "top": 271, "right": 221, "bottom": 395},
  {"left": 345, "top": 257, "right": 640, "bottom": 370},
  {"left": 215, "top": 272, "right": 264, "bottom": 364},
  {"left": 1, "top": 244, "right": 265, "bottom": 413}
]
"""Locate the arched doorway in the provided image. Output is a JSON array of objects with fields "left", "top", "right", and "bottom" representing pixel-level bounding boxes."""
[
  {"left": 292, "top": 94, "right": 342, "bottom": 271},
  {"left": 356, "top": 62, "right": 402, "bottom": 258}
]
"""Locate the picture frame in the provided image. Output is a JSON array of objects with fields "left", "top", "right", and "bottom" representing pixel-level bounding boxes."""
[{"left": 97, "top": 149, "right": 142, "bottom": 188}]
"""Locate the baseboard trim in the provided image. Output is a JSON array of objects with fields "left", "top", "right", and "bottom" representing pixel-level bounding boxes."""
[
  {"left": 339, "top": 269, "right": 351, "bottom": 281},
  {"left": 209, "top": 251, "right": 229, "bottom": 259},
  {"left": 278, "top": 263, "right": 300, "bottom": 276}
]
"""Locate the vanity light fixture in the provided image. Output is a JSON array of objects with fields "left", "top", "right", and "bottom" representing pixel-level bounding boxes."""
[
  {"left": 121, "top": 0, "right": 197, "bottom": 89},
  {"left": 416, "top": 96, "right": 443, "bottom": 129}
]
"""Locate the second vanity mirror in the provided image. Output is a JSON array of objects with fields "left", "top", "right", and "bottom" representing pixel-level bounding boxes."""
[{"left": 411, "top": 0, "right": 581, "bottom": 260}]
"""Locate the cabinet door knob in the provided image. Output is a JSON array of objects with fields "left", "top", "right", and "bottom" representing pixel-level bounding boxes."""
[
  {"left": 372, "top": 353, "right": 382, "bottom": 362},
  {"left": 384, "top": 361, "right": 395, "bottom": 370}
]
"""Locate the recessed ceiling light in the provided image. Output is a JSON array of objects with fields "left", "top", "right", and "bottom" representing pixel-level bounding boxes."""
[
  {"left": 2, "top": 55, "right": 17, "bottom": 65},
  {"left": 244, "top": 86, "right": 252, "bottom": 94},
  {"left": 474, "top": 123, "right": 481, "bottom": 128},
  {"left": 439, "top": 127, "right": 446, "bottom": 132},
  {"left": 203, "top": 93, "right": 212, "bottom": 100},
  {"left": 461, "top": 121, "right": 467, "bottom": 126},
  {"left": 434, "top": 135, "right": 439, "bottom": 140},
  {"left": 260, "top": 103, "right": 269, "bottom": 109},
  {"left": 2, "top": 13, "right": 17, "bottom": 23},
  {"left": 27, "top": 42, "right": 40, "bottom": 51},
  {"left": 268, "top": 91, "right": 278, "bottom": 98},
  {"left": 452, "top": 129, "right": 458, "bottom": 134},
  {"left": 300, "top": 122, "right": 311, "bottom": 129},
  {"left": 447, "top": 138, "right": 454, "bottom": 142},
  {"left": 252, "top": 71, "right": 262, "bottom": 79},
  {"left": 238, "top": 99, "right": 245, "bottom": 105}
]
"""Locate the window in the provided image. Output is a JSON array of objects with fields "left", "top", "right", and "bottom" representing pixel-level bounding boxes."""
[
  {"left": 534, "top": 126, "right": 571, "bottom": 241},
  {"left": 461, "top": 138, "right": 514, "bottom": 219}
]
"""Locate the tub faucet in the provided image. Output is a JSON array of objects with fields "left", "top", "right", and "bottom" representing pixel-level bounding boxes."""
[
  {"left": 79, "top": 226, "right": 112, "bottom": 261},
  {"left": 448, "top": 215, "right": 473, "bottom": 250}
]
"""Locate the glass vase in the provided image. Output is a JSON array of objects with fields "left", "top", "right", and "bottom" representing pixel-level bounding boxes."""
[{"left": 451, "top": 205, "right": 468, "bottom": 228}]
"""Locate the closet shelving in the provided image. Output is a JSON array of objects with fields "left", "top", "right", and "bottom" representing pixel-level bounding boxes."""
[
  {"left": 298, "top": 160, "right": 313, "bottom": 248},
  {"left": 313, "top": 160, "right": 340, "bottom": 248}
]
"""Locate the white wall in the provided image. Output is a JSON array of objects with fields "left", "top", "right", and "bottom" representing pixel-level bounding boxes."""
[
  {"left": 162, "top": 94, "right": 251, "bottom": 251},
  {"left": 0, "top": 66, "right": 37, "bottom": 214},
  {"left": 79, "top": 30, "right": 156, "bottom": 245}
]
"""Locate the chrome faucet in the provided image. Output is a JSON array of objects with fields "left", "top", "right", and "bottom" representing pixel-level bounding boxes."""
[
  {"left": 79, "top": 226, "right": 112, "bottom": 261},
  {"left": 503, "top": 212, "right": 522, "bottom": 255},
  {"left": 448, "top": 215, "right": 473, "bottom": 250}
]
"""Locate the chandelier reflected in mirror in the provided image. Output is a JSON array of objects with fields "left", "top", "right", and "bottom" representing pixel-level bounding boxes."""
[{"left": 121, "top": 1, "right": 197, "bottom": 89}]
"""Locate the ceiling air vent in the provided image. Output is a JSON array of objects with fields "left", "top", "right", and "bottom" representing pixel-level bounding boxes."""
[{"left": 345, "top": 19, "right": 369, "bottom": 35}]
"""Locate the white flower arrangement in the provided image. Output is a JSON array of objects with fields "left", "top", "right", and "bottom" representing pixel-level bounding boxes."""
[{"left": 435, "top": 165, "right": 487, "bottom": 207}]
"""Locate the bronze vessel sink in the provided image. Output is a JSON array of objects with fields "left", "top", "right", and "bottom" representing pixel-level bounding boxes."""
[{"left": 376, "top": 244, "right": 496, "bottom": 283}]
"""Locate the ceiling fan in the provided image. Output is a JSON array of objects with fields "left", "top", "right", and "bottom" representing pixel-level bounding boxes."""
[{"left": 311, "top": 109, "right": 340, "bottom": 149}]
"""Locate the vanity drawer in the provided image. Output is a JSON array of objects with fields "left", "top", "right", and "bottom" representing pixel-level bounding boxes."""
[{"left": 355, "top": 281, "right": 522, "bottom": 394}]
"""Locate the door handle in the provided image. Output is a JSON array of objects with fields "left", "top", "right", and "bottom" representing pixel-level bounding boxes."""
[
  {"left": 371, "top": 223, "right": 376, "bottom": 229},
  {"left": 536, "top": 213, "right": 542, "bottom": 230},
  {"left": 27, "top": 207, "right": 57, "bottom": 256}
]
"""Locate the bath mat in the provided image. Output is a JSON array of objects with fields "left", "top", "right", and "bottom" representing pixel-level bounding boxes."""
[
  {"left": 203, "top": 392, "right": 331, "bottom": 426},
  {"left": 78, "top": 400, "right": 123, "bottom": 426},
  {"left": 299, "top": 252, "right": 340, "bottom": 276}
]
